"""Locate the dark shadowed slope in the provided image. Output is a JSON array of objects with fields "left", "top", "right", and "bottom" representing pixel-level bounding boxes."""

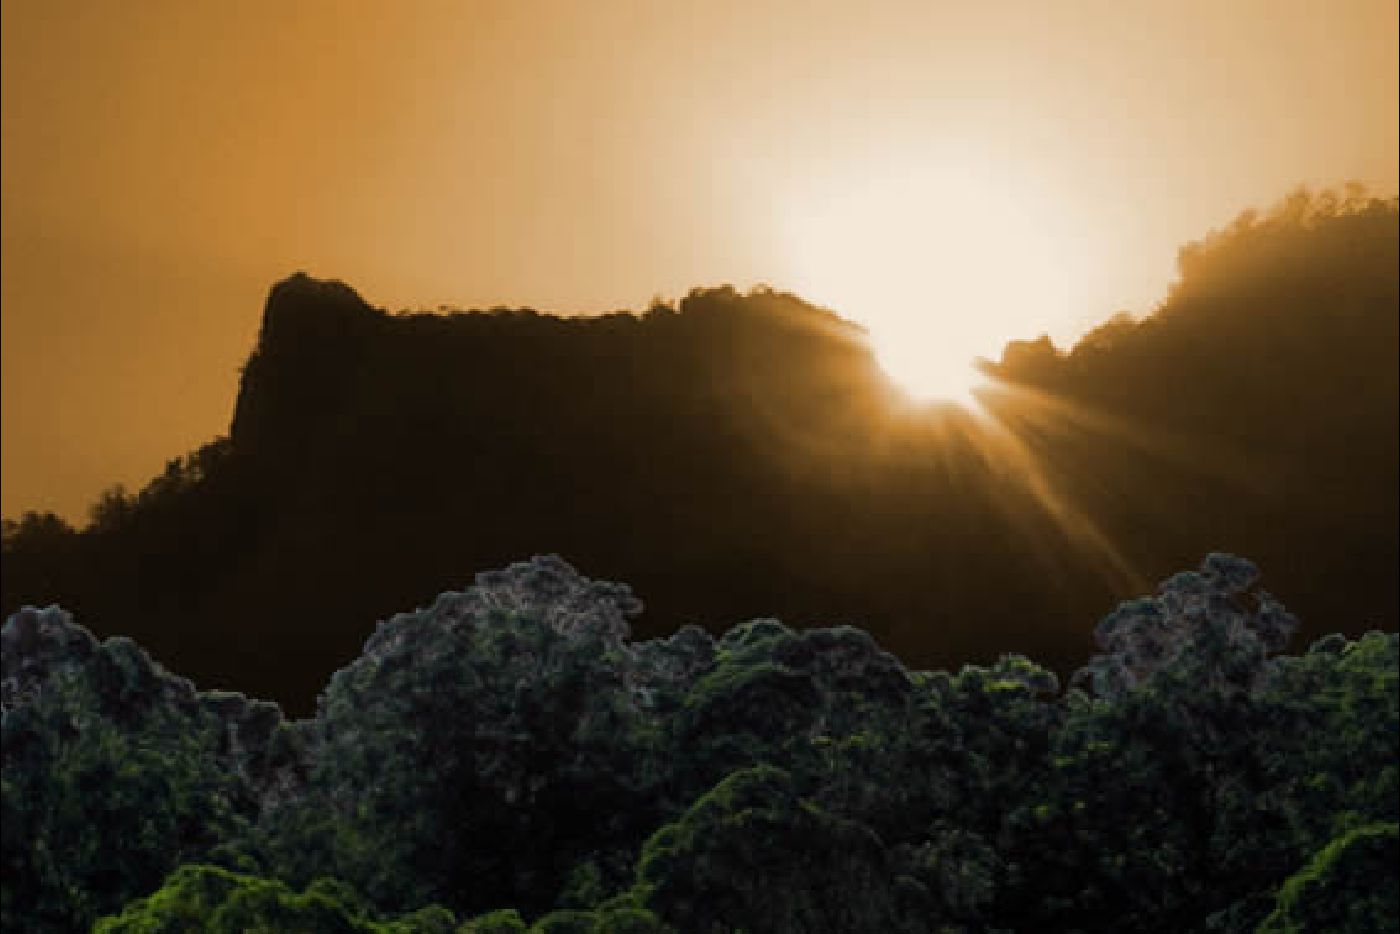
[
  {"left": 3, "top": 190, "right": 1395, "bottom": 714},
  {"left": 990, "top": 189, "right": 1398, "bottom": 643}
]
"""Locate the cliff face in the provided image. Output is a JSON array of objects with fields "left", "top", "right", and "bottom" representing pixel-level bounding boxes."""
[
  {"left": 229, "top": 273, "right": 879, "bottom": 458},
  {"left": 223, "top": 274, "right": 895, "bottom": 526},
  {"left": 229, "top": 272, "right": 385, "bottom": 455}
]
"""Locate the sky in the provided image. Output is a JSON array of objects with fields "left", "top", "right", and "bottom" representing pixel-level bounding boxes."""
[{"left": 3, "top": 0, "right": 1397, "bottom": 520}]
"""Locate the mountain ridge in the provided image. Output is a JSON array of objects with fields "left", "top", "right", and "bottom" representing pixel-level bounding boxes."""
[{"left": 3, "top": 191, "right": 1395, "bottom": 716}]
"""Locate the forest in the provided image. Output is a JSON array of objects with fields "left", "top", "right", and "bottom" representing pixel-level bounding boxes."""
[{"left": 3, "top": 553, "right": 1396, "bottom": 932}]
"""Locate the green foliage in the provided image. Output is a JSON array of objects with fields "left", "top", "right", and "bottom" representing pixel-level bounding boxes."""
[
  {"left": 0, "top": 607, "right": 283, "bottom": 933},
  {"left": 1256, "top": 823, "right": 1399, "bottom": 933},
  {"left": 666, "top": 619, "right": 919, "bottom": 820},
  {"left": 999, "top": 559, "right": 1398, "bottom": 932},
  {"left": 92, "top": 863, "right": 458, "bottom": 933},
  {"left": 256, "top": 558, "right": 664, "bottom": 917},
  {"left": 460, "top": 908, "right": 528, "bottom": 933},
  {"left": 633, "top": 765, "right": 921, "bottom": 932},
  {"left": 556, "top": 860, "right": 606, "bottom": 909},
  {"left": 456, "top": 905, "right": 668, "bottom": 934},
  {"left": 4, "top": 555, "right": 1397, "bottom": 932}
]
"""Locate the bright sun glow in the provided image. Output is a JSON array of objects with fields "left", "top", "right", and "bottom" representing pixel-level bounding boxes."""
[{"left": 782, "top": 151, "right": 1091, "bottom": 406}]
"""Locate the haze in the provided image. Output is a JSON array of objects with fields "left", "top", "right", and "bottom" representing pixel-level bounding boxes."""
[{"left": 3, "top": 0, "right": 1397, "bottom": 519}]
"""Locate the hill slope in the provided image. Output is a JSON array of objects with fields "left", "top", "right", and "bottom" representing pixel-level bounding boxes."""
[{"left": 3, "top": 191, "right": 1395, "bottom": 714}]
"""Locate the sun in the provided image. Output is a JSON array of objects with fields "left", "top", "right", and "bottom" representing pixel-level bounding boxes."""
[
  {"left": 867, "top": 329, "right": 989, "bottom": 409},
  {"left": 781, "top": 150, "right": 1089, "bottom": 406}
]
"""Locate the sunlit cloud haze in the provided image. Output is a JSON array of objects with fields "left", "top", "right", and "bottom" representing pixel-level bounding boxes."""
[{"left": 3, "top": 0, "right": 1397, "bottom": 518}]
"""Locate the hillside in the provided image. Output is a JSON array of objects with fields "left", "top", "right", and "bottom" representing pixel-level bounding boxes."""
[{"left": 2, "top": 191, "right": 1396, "bottom": 714}]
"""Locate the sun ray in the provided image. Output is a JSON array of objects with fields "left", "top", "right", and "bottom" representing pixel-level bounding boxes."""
[
  {"left": 881, "top": 373, "right": 1146, "bottom": 593},
  {"left": 956, "top": 399, "right": 1145, "bottom": 593},
  {"left": 979, "top": 378, "right": 1293, "bottom": 498}
]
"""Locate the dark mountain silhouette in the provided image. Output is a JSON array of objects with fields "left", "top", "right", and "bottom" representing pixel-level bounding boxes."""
[
  {"left": 989, "top": 188, "right": 1398, "bottom": 640},
  {"left": 3, "top": 188, "right": 1396, "bottom": 715}
]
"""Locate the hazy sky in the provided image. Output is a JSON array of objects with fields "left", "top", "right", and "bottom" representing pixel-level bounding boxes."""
[{"left": 3, "top": 0, "right": 1397, "bottom": 519}]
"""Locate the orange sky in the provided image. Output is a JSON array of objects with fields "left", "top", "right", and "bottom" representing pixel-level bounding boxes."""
[{"left": 3, "top": 0, "right": 1397, "bottom": 520}]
